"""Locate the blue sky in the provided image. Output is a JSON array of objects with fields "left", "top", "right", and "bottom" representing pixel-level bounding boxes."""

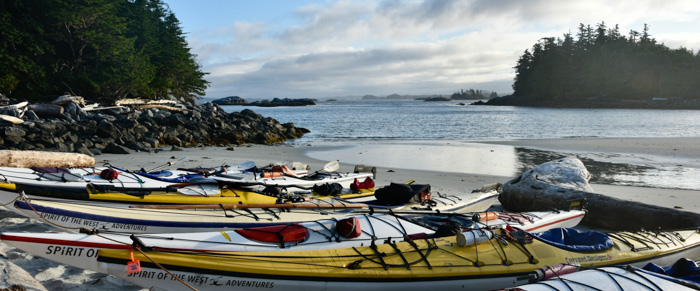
[{"left": 166, "top": 0, "right": 700, "bottom": 99}]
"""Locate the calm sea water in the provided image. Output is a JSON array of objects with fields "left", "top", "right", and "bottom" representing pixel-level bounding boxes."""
[
  {"left": 214, "top": 99, "right": 700, "bottom": 190},
  {"left": 218, "top": 100, "right": 700, "bottom": 142}
]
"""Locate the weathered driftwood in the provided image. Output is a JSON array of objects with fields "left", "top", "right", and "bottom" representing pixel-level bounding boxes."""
[
  {"left": 0, "top": 114, "right": 23, "bottom": 124},
  {"left": 115, "top": 98, "right": 176, "bottom": 106},
  {"left": 136, "top": 104, "right": 185, "bottom": 111},
  {"left": 0, "top": 150, "right": 95, "bottom": 168},
  {"left": 499, "top": 157, "right": 700, "bottom": 231},
  {"left": 51, "top": 95, "right": 85, "bottom": 106},
  {"left": 28, "top": 104, "right": 64, "bottom": 118}
]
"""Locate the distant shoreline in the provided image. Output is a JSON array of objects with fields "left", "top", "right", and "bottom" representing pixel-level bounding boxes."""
[{"left": 473, "top": 95, "right": 700, "bottom": 110}]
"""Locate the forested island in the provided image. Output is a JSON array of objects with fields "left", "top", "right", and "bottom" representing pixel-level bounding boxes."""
[{"left": 478, "top": 23, "right": 700, "bottom": 109}]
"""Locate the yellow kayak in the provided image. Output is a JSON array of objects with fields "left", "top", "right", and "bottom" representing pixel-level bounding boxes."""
[
  {"left": 97, "top": 228, "right": 700, "bottom": 290},
  {"left": 87, "top": 186, "right": 281, "bottom": 204},
  {"left": 86, "top": 183, "right": 377, "bottom": 204}
]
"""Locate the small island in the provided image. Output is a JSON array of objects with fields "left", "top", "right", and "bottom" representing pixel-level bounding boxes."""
[
  {"left": 474, "top": 22, "right": 700, "bottom": 109},
  {"left": 212, "top": 96, "right": 316, "bottom": 107}
]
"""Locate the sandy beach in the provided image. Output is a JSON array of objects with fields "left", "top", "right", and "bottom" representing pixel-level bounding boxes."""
[{"left": 1, "top": 136, "right": 699, "bottom": 290}]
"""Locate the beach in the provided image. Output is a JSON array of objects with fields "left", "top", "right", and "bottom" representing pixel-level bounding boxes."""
[{"left": 1, "top": 136, "right": 699, "bottom": 290}]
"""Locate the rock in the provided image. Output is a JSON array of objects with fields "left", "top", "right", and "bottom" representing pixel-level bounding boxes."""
[
  {"left": 499, "top": 157, "right": 700, "bottom": 230},
  {"left": 102, "top": 143, "right": 133, "bottom": 154},
  {"left": 249, "top": 98, "right": 315, "bottom": 107},
  {"left": 211, "top": 96, "right": 248, "bottom": 105},
  {"left": 96, "top": 119, "right": 117, "bottom": 139},
  {"left": 3, "top": 127, "right": 26, "bottom": 138},
  {"left": 0, "top": 99, "right": 307, "bottom": 155}
]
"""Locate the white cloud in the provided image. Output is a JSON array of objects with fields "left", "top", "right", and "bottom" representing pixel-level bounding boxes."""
[{"left": 180, "top": 0, "right": 700, "bottom": 99}]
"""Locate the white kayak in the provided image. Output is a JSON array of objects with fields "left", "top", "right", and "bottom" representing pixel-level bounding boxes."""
[
  {"left": 0, "top": 166, "right": 176, "bottom": 199},
  {"left": 509, "top": 261, "right": 700, "bottom": 290},
  {"left": 0, "top": 208, "right": 585, "bottom": 274},
  {"left": 1, "top": 185, "right": 502, "bottom": 233},
  {"left": 211, "top": 160, "right": 377, "bottom": 192}
]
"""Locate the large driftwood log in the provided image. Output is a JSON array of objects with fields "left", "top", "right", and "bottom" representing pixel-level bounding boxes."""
[
  {"left": 499, "top": 157, "right": 700, "bottom": 231},
  {"left": 0, "top": 150, "right": 96, "bottom": 168},
  {"left": 28, "top": 104, "right": 64, "bottom": 118}
]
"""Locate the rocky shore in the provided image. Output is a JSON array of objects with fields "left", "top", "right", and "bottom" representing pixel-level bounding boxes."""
[{"left": 0, "top": 97, "right": 309, "bottom": 156}]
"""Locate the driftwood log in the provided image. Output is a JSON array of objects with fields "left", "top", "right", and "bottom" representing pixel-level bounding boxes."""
[
  {"left": 28, "top": 104, "right": 64, "bottom": 118},
  {"left": 0, "top": 150, "right": 96, "bottom": 168},
  {"left": 499, "top": 157, "right": 700, "bottom": 231}
]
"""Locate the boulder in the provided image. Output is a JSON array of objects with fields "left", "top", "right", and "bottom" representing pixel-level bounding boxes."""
[
  {"left": 499, "top": 157, "right": 700, "bottom": 230},
  {"left": 102, "top": 143, "right": 133, "bottom": 154}
]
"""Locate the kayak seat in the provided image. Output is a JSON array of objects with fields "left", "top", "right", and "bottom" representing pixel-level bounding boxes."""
[
  {"left": 235, "top": 224, "right": 309, "bottom": 245},
  {"left": 642, "top": 258, "right": 700, "bottom": 286},
  {"left": 533, "top": 228, "right": 613, "bottom": 252},
  {"left": 32, "top": 167, "right": 82, "bottom": 182},
  {"left": 147, "top": 170, "right": 173, "bottom": 177}
]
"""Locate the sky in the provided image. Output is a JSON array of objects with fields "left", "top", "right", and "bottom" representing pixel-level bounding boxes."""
[{"left": 165, "top": 0, "right": 700, "bottom": 100}]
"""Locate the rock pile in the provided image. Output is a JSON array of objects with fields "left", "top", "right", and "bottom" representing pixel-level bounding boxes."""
[{"left": 0, "top": 99, "right": 309, "bottom": 156}]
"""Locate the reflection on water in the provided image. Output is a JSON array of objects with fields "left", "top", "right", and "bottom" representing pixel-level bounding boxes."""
[
  {"left": 306, "top": 142, "right": 519, "bottom": 177},
  {"left": 514, "top": 147, "right": 700, "bottom": 190},
  {"left": 304, "top": 142, "right": 700, "bottom": 191}
]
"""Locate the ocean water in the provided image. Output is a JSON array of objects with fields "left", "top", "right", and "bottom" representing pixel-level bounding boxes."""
[
  {"left": 217, "top": 100, "right": 700, "bottom": 190},
  {"left": 218, "top": 99, "right": 700, "bottom": 142}
]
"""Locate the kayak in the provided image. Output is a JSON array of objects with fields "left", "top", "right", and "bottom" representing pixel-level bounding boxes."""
[
  {"left": 506, "top": 258, "right": 700, "bottom": 290},
  {"left": 0, "top": 166, "right": 176, "bottom": 199},
  {"left": 95, "top": 227, "right": 700, "bottom": 291},
  {"left": 0, "top": 209, "right": 585, "bottom": 273},
  {"left": 0, "top": 176, "right": 378, "bottom": 205},
  {"left": 214, "top": 170, "right": 375, "bottom": 192},
  {"left": 2, "top": 185, "right": 500, "bottom": 233}
]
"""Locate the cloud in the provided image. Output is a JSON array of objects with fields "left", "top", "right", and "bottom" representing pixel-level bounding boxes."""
[{"left": 184, "top": 0, "right": 700, "bottom": 99}]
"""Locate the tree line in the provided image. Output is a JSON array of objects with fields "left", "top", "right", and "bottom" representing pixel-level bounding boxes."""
[
  {"left": 450, "top": 88, "right": 498, "bottom": 100},
  {"left": 0, "top": 0, "right": 208, "bottom": 103},
  {"left": 512, "top": 22, "right": 699, "bottom": 102}
]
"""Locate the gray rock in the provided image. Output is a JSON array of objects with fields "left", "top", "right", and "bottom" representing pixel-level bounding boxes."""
[
  {"left": 102, "top": 143, "right": 133, "bottom": 154},
  {"left": 96, "top": 119, "right": 117, "bottom": 139},
  {"left": 4, "top": 127, "right": 26, "bottom": 137},
  {"left": 211, "top": 96, "right": 248, "bottom": 105}
]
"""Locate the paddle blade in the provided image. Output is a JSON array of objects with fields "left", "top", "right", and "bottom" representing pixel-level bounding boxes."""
[
  {"left": 322, "top": 160, "right": 340, "bottom": 172},
  {"left": 230, "top": 161, "right": 256, "bottom": 172}
]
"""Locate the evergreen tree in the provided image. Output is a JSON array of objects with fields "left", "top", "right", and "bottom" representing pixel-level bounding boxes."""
[
  {"left": 512, "top": 23, "right": 699, "bottom": 102},
  {"left": 0, "top": 0, "right": 208, "bottom": 102}
]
